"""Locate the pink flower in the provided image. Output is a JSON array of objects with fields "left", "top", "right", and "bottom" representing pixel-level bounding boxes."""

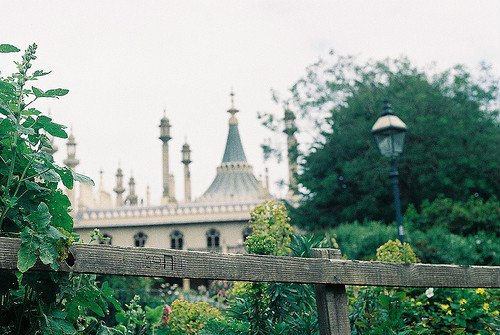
[{"left": 162, "top": 304, "right": 172, "bottom": 326}]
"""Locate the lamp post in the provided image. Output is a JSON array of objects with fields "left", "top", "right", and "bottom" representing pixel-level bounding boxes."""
[{"left": 371, "top": 100, "right": 408, "bottom": 242}]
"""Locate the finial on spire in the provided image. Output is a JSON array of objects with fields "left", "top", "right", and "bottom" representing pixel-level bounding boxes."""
[
  {"left": 227, "top": 88, "right": 239, "bottom": 124},
  {"left": 230, "top": 87, "right": 235, "bottom": 109}
]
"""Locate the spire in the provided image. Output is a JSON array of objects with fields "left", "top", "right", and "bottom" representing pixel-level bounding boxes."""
[
  {"left": 199, "top": 90, "right": 270, "bottom": 203},
  {"left": 222, "top": 90, "right": 247, "bottom": 163}
]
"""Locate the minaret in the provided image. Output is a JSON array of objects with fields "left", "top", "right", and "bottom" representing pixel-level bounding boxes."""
[
  {"left": 98, "top": 169, "right": 104, "bottom": 205},
  {"left": 146, "top": 185, "right": 151, "bottom": 206},
  {"left": 181, "top": 141, "right": 192, "bottom": 202},
  {"left": 126, "top": 175, "right": 138, "bottom": 206},
  {"left": 63, "top": 130, "right": 79, "bottom": 209},
  {"left": 283, "top": 103, "right": 298, "bottom": 197},
  {"left": 63, "top": 131, "right": 79, "bottom": 170},
  {"left": 113, "top": 167, "right": 125, "bottom": 206},
  {"left": 159, "top": 111, "right": 175, "bottom": 204}
]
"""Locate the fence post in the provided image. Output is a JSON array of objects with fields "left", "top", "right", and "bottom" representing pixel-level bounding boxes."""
[{"left": 311, "top": 248, "right": 351, "bottom": 335}]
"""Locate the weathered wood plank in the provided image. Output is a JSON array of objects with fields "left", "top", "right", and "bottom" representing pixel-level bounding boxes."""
[
  {"left": 313, "top": 249, "right": 351, "bottom": 335},
  {"left": 0, "top": 237, "right": 499, "bottom": 288}
]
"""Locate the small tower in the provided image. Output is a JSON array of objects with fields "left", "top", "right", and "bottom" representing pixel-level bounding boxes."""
[
  {"left": 113, "top": 167, "right": 126, "bottom": 206},
  {"left": 63, "top": 131, "right": 79, "bottom": 170},
  {"left": 63, "top": 130, "right": 79, "bottom": 210},
  {"left": 146, "top": 185, "right": 151, "bottom": 206},
  {"left": 159, "top": 111, "right": 175, "bottom": 204},
  {"left": 181, "top": 141, "right": 192, "bottom": 202},
  {"left": 283, "top": 103, "right": 298, "bottom": 197},
  {"left": 126, "top": 175, "right": 138, "bottom": 206}
]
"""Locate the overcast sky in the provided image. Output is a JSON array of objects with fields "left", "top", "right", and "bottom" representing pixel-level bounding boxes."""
[{"left": 2, "top": 1, "right": 499, "bottom": 204}]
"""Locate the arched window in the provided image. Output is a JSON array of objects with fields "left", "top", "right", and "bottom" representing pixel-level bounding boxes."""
[
  {"left": 206, "top": 228, "right": 220, "bottom": 249},
  {"left": 242, "top": 227, "right": 252, "bottom": 242},
  {"left": 134, "top": 231, "right": 148, "bottom": 247},
  {"left": 170, "top": 230, "right": 184, "bottom": 250},
  {"left": 99, "top": 233, "right": 112, "bottom": 245}
]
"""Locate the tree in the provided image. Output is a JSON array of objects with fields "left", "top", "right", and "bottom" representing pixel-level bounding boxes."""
[{"left": 264, "top": 52, "right": 500, "bottom": 229}]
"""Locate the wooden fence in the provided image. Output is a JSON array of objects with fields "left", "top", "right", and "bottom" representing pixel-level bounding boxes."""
[{"left": 0, "top": 237, "right": 499, "bottom": 335}]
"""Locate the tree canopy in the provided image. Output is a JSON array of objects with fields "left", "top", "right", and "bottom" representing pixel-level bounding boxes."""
[{"left": 274, "top": 53, "right": 500, "bottom": 229}]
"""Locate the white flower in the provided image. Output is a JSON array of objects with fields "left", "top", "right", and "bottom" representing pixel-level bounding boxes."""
[{"left": 425, "top": 288, "right": 434, "bottom": 298}]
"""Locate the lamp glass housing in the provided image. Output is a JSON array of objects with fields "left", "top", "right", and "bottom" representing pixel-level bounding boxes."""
[{"left": 374, "top": 130, "right": 406, "bottom": 158}]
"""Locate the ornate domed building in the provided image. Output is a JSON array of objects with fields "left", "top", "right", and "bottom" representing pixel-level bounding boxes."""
[{"left": 68, "top": 92, "right": 272, "bottom": 254}]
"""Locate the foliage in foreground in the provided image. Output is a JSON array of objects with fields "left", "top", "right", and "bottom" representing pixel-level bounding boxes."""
[
  {"left": 201, "top": 200, "right": 322, "bottom": 335},
  {"left": 0, "top": 43, "right": 119, "bottom": 334},
  {"left": 350, "top": 241, "right": 500, "bottom": 334}
]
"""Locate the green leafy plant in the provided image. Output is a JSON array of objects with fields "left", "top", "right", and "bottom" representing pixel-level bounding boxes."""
[
  {"left": 375, "top": 239, "right": 419, "bottom": 264},
  {"left": 350, "top": 242, "right": 499, "bottom": 334},
  {"left": 0, "top": 43, "right": 119, "bottom": 334},
  {"left": 203, "top": 200, "right": 321, "bottom": 335}
]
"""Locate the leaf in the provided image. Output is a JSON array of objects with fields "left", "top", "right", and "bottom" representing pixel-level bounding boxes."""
[
  {"left": 47, "top": 311, "right": 77, "bottom": 334},
  {"left": 0, "top": 44, "right": 20, "bottom": 53},
  {"left": 31, "top": 86, "right": 69, "bottom": 99},
  {"left": 25, "top": 180, "right": 49, "bottom": 191},
  {"left": 52, "top": 164, "right": 73, "bottom": 189},
  {"left": 32, "top": 86, "right": 45, "bottom": 97},
  {"left": 18, "top": 241, "right": 37, "bottom": 272},
  {"left": 0, "top": 118, "right": 15, "bottom": 135},
  {"left": 0, "top": 80, "right": 15, "bottom": 94},
  {"left": 27, "top": 202, "right": 52, "bottom": 231},
  {"left": 33, "top": 70, "right": 52, "bottom": 77},
  {"left": 45, "top": 191, "right": 73, "bottom": 231},
  {"left": 45, "top": 88, "right": 69, "bottom": 97},
  {"left": 15, "top": 123, "right": 35, "bottom": 135},
  {"left": 73, "top": 171, "right": 95, "bottom": 186},
  {"left": 39, "top": 242, "right": 58, "bottom": 265},
  {"left": 37, "top": 115, "right": 68, "bottom": 138}
]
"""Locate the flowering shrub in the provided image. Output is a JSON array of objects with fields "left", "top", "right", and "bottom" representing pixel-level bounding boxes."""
[
  {"left": 245, "top": 200, "right": 293, "bottom": 256},
  {"left": 203, "top": 201, "right": 321, "bottom": 335},
  {"left": 350, "top": 241, "right": 499, "bottom": 334},
  {"left": 376, "top": 239, "right": 419, "bottom": 264},
  {"left": 167, "top": 300, "right": 221, "bottom": 335}
]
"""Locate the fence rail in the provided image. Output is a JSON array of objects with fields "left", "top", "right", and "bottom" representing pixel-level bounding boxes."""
[{"left": 1, "top": 236, "right": 499, "bottom": 335}]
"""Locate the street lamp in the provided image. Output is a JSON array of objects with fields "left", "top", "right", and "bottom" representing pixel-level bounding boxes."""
[{"left": 371, "top": 100, "right": 408, "bottom": 242}]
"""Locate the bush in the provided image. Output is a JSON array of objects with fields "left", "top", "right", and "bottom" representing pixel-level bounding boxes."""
[
  {"left": 350, "top": 242, "right": 500, "bottom": 334},
  {"left": 327, "top": 221, "right": 395, "bottom": 260},
  {"left": 405, "top": 196, "right": 500, "bottom": 236},
  {"left": 409, "top": 228, "right": 500, "bottom": 265},
  {"left": 376, "top": 239, "right": 419, "bottom": 264},
  {"left": 168, "top": 300, "right": 221, "bottom": 335}
]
